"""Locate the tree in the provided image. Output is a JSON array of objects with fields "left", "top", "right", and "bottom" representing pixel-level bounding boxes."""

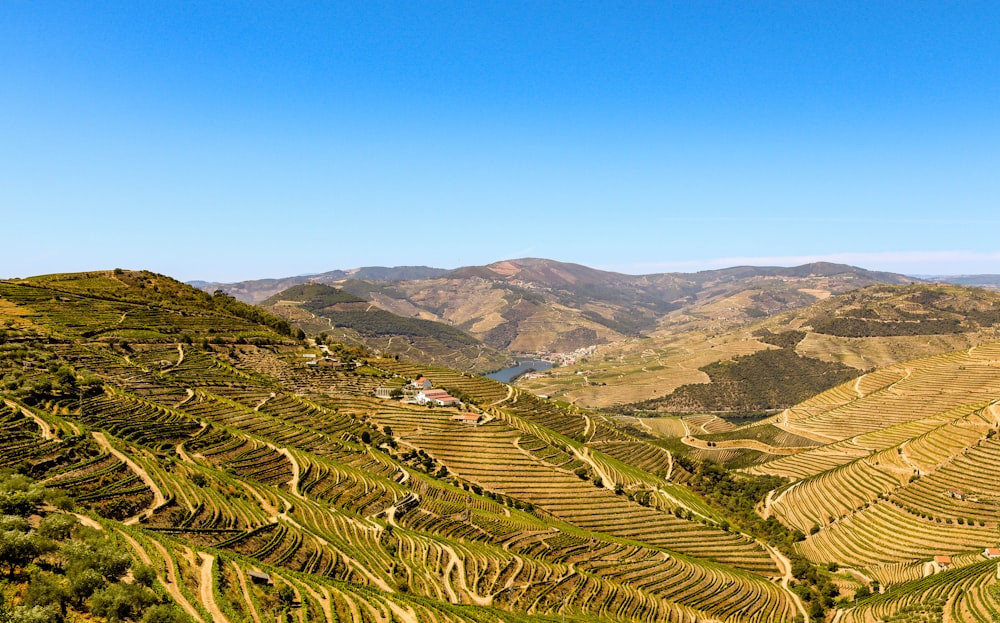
[
  {"left": 142, "top": 605, "right": 194, "bottom": 623},
  {"left": 0, "top": 474, "right": 46, "bottom": 516},
  {"left": 88, "top": 583, "right": 157, "bottom": 622},
  {"left": 38, "top": 514, "right": 77, "bottom": 541},
  {"left": 0, "top": 530, "right": 50, "bottom": 577},
  {"left": 132, "top": 563, "right": 157, "bottom": 588},
  {"left": 68, "top": 568, "right": 106, "bottom": 604},
  {"left": 25, "top": 570, "right": 69, "bottom": 618}
]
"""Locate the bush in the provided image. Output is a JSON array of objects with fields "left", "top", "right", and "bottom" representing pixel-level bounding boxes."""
[{"left": 142, "top": 604, "right": 194, "bottom": 623}]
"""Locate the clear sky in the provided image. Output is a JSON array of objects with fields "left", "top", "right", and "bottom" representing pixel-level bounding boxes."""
[{"left": 3, "top": 2, "right": 999, "bottom": 282}]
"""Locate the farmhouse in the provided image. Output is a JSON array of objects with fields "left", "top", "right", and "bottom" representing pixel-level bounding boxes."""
[
  {"left": 411, "top": 377, "right": 433, "bottom": 390},
  {"left": 934, "top": 555, "right": 952, "bottom": 570},
  {"left": 984, "top": 548, "right": 1000, "bottom": 559},
  {"left": 416, "top": 389, "right": 459, "bottom": 406},
  {"left": 451, "top": 413, "right": 482, "bottom": 425}
]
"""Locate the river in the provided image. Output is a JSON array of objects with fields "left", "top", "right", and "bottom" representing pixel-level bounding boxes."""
[{"left": 485, "top": 359, "right": 554, "bottom": 383}]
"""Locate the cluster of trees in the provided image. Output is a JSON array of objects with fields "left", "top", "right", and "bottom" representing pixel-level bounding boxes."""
[
  {"left": 812, "top": 316, "right": 963, "bottom": 337},
  {"left": 0, "top": 473, "right": 191, "bottom": 623},
  {"left": 621, "top": 347, "right": 860, "bottom": 415},
  {"left": 0, "top": 342, "right": 103, "bottom": 402},
  {"left": 212, "top": 291, "right": 297, "bottom": 338},
  {"left": 680, "top": 458, "right": 803, "bottom": 547},
  {"left": 323, "top": 310, "right": 478, "bottom": 346},
  {"left": 677, "top": 459, "right": 845, "bottom": 619},
  {"left": 752, "top": 329, "right": 807, "bottom": 349}
]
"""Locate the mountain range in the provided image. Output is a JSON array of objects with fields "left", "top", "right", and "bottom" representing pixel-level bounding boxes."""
[{"left": 196, "top": 258, "right": 917, "bottom": 355}]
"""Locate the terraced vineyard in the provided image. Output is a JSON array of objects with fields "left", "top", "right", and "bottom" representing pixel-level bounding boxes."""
[
  {"left": 669, "top": 343, "right": 1000, "bottom": 620},
  {"left": 0, "top": 271, "right": 806, "bottom": 623},
  {"left": 5, "top": 270, "right": 1000, "bottom": 622}
]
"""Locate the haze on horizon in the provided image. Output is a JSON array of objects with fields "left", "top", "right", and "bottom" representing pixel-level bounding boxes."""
[{"left": 2, "top": 3, "right": 998, "bottom": 282}]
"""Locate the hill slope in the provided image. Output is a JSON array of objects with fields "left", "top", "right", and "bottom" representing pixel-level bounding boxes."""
[
  {"left": 524, "top": 283, "right": 1000, "bottom": 409},
  {"left": 260, "top": 283, "right": 511, "bottom": 373},
  {"left": 200, "top": 258, "right": 918, "bottom": 358},
  {"left": 1, "top": 270, "right": 807, "bottom": 623}
]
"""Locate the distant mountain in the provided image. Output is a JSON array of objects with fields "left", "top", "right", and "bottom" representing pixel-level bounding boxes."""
[
  {"left": 260, "top": 283, "right": 511, "bottom": 373},
  {"left": 197, "top": 258, "right": 920, "bottom": 355},
  {"left": 190, "top": 265, "right": 448, "bottom": 303},
  {"left": 922, "top": 274, "right": 1000, "bottom": 290}
]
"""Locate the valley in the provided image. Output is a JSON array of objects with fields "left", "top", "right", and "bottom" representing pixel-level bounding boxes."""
[{"left": 1, "top": 267, "right": 999, "bottom": 622}]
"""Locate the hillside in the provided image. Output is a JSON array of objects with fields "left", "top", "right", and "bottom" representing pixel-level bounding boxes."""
[
  {"left": 620, "top": 340, "right": 1000, "bottom": 621},
  {"left": 524, "top": 283, "right": 1000, "bottom": 409},
  {"left": 4, "top": 270, "right": 1000, "bottom": 622},
  {"left": 200, "top": 258, "right": 918, "bottom": 358},
  {"left": 260, "top": 283, "right": 511, "bottom": 373},
  {"left": 191, "top": 266, "right": 449, "bottom": 304},
  {"left": 1, "top": 270, "right": 808, "bottom": 623}
]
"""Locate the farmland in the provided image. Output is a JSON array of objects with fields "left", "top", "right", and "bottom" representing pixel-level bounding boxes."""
[{"left": 3, "top": 270, "right": 1000, "bottom": 622}]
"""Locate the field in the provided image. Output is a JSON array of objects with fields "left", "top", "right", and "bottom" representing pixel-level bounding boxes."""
[{"left": 0, "top": 271, "right": 802, "bottom": 623}]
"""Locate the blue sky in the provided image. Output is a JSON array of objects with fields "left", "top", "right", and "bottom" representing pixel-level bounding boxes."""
[{"left": 2, "top": 2, "right": 998, "bottom": 281}]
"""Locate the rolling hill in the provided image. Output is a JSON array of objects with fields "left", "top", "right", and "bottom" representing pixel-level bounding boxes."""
[
  {"left": 260, "top": 283, "right": 512, "bottom": 373},
  {"left": 523, "top": 283, "right": 1000, "bottom": 410},
  {"left": 0, "top": 269, "right": 804, "bottom": 623},
  {"left": 3, "top": 269, "right": 1000, "bottom": 621},
  {"left": 198, "top": 258, "right": 918, "bottom": 356}
]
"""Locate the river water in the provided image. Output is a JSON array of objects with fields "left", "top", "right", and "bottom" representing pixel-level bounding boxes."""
[{"left": 485, "top": 359, "right": 554, "bottom": 383}]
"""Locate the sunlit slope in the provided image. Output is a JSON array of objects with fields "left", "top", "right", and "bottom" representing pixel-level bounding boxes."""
[
  {"left": 0, "top": 271, "right": 798, "bottom": 623},
  {"left": 704, "top": 341, "right": 1000, "bottom": 612},
  {"left": 523, "top": 283, "right": 1000, "bottom": 410}
]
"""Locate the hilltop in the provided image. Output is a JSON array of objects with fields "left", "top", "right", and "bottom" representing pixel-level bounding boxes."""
[
  {"left": 190, "top": 266, "right": 449, "bottom": 303},
  {"left": 197, "top": 258, "right": 918, "bottom": 355}
]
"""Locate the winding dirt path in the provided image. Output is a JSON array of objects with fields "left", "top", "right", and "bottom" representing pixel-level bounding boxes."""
[
  {"left": 441, "top": 543, "right": 491, "bottom": 606},
  {"left": 760, "top": 483, "right": 800, "bottom": 520},
  {"left": 266, "top": 443, "right": 303, "bottom": 498},
  {"left": 149, "top": 539, "right": 206, "bottom": 623},
  {"left": 491, "top": 384, "right": 515, "bottom": 406},
  {"left": 5, "top": 399, "right": 57, "bottom": 440},
  {"left": 176, "top": 388, "right": 195, "bottom": 407},
  {"left": 92, "top": 432, "right": 166, "bottom": 525},
  {"left": 898, "top": 441, "right": 922, "bottom": 474},
  {"left": 298, "top": 581, "right": 333, "bottom": 623},
  {"left": 569, "top": 446, "right": 615, "bottom": 491},
  {"left": 763, "top": 542, "right": 809, "bottom": 623},
  {"left": 198, "top": 553, "right": 231, "bottom": 623},
  {"left": 231, "top": 561, "right": 263, "bottom": 623},
  {"left": 73, "top": 513, "right": 103, "bottom": 531}
]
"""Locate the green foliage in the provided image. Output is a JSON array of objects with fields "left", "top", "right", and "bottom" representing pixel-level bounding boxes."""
[
  {"left": 622, "top": 347, "right": 860, "bottom": 415},
  {"left": 141, "top": 605, "right": 194, "bottom": 623},
  {"left": 0, "top": 474, "right": 46, "bottom": 516},
  {"left": 263, "top": 283, "right": 365, "bottom": 309},
  {"left": 752, "top": 329, "right": 807, "bottom": 349},
  {"left": 686, "top": 460, "right": 801, "bottom": 549},
  {"left": 324, "top": 310, "right": 478, "bottom": 345},
  {"left": 87, "top": 582, "right": 159, "bottom": 622},
  {"left": 212, "top": 291, "right": 293, "bottom": 337},
  {"left": 812, "top": 316, "right": 962, "bottom": 337}
]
